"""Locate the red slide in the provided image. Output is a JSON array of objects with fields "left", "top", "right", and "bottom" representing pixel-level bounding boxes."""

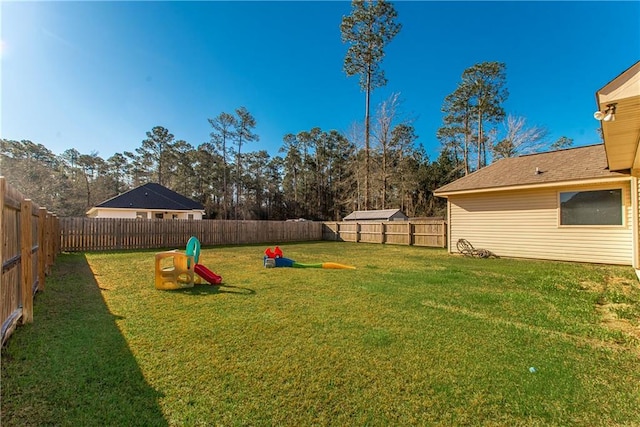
[{"left": 194, "top": 263, "right": 223, "bottom": 285}]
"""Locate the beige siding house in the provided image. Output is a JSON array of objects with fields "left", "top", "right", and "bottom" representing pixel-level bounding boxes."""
[{"left": 435, "top": 61, "right": 640, "bottom": 269}]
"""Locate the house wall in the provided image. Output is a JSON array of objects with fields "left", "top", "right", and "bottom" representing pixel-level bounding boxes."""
[
  {"left": 88, "top": 208, "right": 203, "bottom": 220},
  {"left": 448, "top": 181, "right": 633, "bottom": 265},
  {"left": 634, "top": 176, "right": 640, "bottom": 269},
  {"left": 88, "top": 208, "right": 138, "bottom": 219}
]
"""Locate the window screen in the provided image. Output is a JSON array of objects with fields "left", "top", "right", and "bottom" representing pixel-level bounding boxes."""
[{"left": 560, "top": 189, "right": 622, "bottom": 225}]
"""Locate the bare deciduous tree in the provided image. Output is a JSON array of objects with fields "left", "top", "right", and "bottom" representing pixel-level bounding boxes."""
[{"left": 492, "top": 115, "right": 549, "bottom": 159}]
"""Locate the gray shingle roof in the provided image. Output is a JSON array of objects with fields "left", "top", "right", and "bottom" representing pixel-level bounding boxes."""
[
  {"left": 96, "top": 183, "right": 204, "bottom": 210},
  {"left": 343, "top": 209, "right": 407, "bottom": 220},
  {"left": 434, "top": 144, "right": 629, "bottom": 196}
]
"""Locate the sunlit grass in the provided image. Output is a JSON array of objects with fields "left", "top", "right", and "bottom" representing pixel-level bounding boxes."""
[{"left": 2, "top": 242, "right": 640, "bottom": 425}]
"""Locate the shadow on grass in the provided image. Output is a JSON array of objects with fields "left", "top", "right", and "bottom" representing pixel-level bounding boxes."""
[
  {"left": 1, "top": 253, "right": 168, "bottom": 426},
  {"left": 174, "top": 283, "right": 256, "bottom": 296}
]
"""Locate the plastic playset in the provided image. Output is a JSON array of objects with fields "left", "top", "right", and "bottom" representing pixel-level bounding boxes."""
[
  {"left": 154, "top": 236, "right": 222, "bottom": 290},
  {"left": 155, "top": 238, "right": 355, "bottom": 290},
  {"left": 263, "top": 246, "right": 355, "bottom": 269}
]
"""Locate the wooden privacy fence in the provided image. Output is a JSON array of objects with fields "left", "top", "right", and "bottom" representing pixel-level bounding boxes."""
[
  {"left": 59, "top": 218, "right": 323, "bottom": 252},
  {"left": 322, "top": 220, "right": 447, "bottom": 248},
  {"left": 1, "top": 177, "right": 59, "bottom": 345}
]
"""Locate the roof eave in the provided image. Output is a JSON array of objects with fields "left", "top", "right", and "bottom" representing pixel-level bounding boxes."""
[
  {"left": 434, "top": 175, "right": 631, "bottom": 198},
  {"left": 595, "top": 61, "right": 640, "bottom": 171},
  {"left": 87, "top": 207, "right": 205, "bottom": 213}
]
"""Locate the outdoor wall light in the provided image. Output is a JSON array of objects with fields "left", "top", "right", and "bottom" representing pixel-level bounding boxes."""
[{"left": 594, "top": 103, "right": 617, "bottom": 122}]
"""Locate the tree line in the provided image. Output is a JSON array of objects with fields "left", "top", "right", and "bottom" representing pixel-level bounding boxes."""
[
  {"left": 1, "top": 1, "right": 576, "bottom": 220},
  {"left": 0, "top": 78, "right": 570, "bottom": 221},
  {"left": 0, "top": 97, "right": 458, "bottom": 219},
  {"left": 0, "top": 67, "right": 572, "bottom": 221}
]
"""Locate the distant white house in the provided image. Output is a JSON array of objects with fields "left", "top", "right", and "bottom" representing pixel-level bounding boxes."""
[
  {"left": 343, "top": 209, "right": 408, "bottom": 221},
  {"left": 86, "top": 183, "right": 205, "bottom": 220}
]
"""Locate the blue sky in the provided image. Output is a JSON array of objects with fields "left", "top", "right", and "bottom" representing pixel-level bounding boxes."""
[{"left": 1, "top": 1, "right": 639, "bottom": 162}]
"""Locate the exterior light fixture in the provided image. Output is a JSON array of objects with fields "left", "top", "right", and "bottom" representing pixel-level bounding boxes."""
[{"left": 594, "top": 103, "right": 617, "bottom": 122}]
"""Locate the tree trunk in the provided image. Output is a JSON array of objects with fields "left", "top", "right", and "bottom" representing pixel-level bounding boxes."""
[
  {"left": 477, "top": 110, "right": 483, "bottom": 170},
  {"left": 364, "top": 68, "right": 371, "bottom": 210},
  {"left": 236, "top": 141, "right": 242, "bottom": 220},
  {"left": 381, "top": 146, "right": 387, "bottom": 209},
  {"left": 464, "top": 115, "right": 470, "bottom": 175},
  {"left": 222, "top": 138, "right": 228, "bottom": 219},
  {"left": 157, "top": 145, "right": 163, "bottom": 186}
]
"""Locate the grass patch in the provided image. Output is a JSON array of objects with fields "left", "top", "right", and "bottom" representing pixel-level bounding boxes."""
[{"left": 2, "top": 242, "right": 640, "bottom": 425}]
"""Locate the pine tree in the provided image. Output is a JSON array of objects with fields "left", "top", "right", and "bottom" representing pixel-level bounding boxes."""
[{"left": 341, "top": 0, "right": 401, "bottom": 209}]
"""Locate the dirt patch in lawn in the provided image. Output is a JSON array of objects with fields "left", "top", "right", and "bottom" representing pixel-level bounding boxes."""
[
  {"left": 594, "top": 275, "right": 640, "bottom": 345},
  {"left": 596, "top": 302, "right": 640, "bottom": 341},
  {"left": 579, "top": 280, "right": 605, "bottom": 293}
]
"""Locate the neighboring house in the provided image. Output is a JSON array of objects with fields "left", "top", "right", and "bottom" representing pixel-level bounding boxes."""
[
  {"left": 86, "top": 183, "right": 205, "bottom": 220},
  {"left": 435, "top": 60, "right": 640, "bottom": 269},
  {"left": 434, "top": 144, "right": 631, "bottom": 264},
  {"left": 343, "top": 209, "right": 408, "bottom": 221}
]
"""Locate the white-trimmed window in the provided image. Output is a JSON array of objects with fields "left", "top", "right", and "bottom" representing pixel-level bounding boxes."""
[{"left": 559, "top": 188, "right": 623, "bottom": 226}]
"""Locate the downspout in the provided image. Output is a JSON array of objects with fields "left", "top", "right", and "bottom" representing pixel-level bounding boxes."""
[
  {"left": 447, "top": 198, "right": 452, "bottom": 254},
  {"left": 631, "top": 174, "right": 640, "bottom": 278}
]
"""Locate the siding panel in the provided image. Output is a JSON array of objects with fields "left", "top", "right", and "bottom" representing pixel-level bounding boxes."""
[{"left": 449, "top": 182, "right": 633, "bottom": 265}]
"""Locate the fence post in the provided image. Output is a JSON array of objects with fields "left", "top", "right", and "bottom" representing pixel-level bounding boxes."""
[
  {"left": 356, "top": 222, "right": 361, "bottom": 243},
  {"left": 442, "top": 221, "right": 447, "bottom": 248},
  {"left": 38, "top": 207, "right": 46, "bottom": 291},
  {"left": 46, "top": 213, "right": 53, "bottom": 273},
  {"left": 21, "top": 199, "right": 34, "bottom": 324},
  {"left": 0, "top": 178, "right": 5, "bottom": 303},
  {"left": 380, "top": 222, "right": 385, "bottom": 244},
  {"left": 53, "top": 214, "right": 59, "bottom": 265}
]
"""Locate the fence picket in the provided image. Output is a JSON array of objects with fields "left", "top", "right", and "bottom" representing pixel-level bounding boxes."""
[
  {"left": 58, "top": 218, "right": 325, "bottom": 252},
  {"left": 1, "top": 177, "right": 58, "bottom": 345},
  {"left": 322, "top": 220, "right": 446, "bottom": 248}
]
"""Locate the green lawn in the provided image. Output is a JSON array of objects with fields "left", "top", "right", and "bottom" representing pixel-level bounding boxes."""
[{"left": 2, "top": 242, "right": 640, "bottom": 426}]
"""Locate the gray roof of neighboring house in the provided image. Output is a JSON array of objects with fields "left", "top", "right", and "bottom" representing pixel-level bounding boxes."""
[
  {"left": 343, "top": 209, "right": 408, "bottom": 220},
  {"left": 95, "top": 183, "right": 204, "bottom": 210},
  {"left": 434, "top": 144, "right": 629, "bottom": 196}
]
